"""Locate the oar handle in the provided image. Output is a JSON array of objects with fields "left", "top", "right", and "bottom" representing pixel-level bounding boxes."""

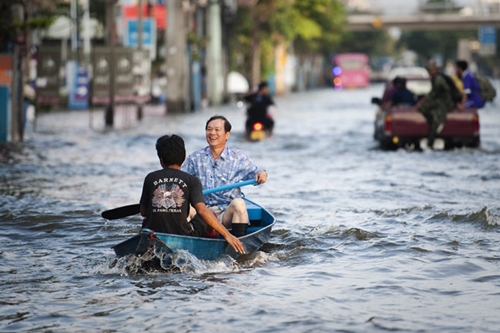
[
  {"left": 102, "top": 179, "right": 259, "bottom": 220},
  {"left": 202, "top": 179, "right": 257, "bottom": 195}
]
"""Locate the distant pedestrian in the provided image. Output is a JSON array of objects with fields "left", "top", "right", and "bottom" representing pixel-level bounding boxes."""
[{"left": 455, "top": 60, "right": 485, "bottom": 108}]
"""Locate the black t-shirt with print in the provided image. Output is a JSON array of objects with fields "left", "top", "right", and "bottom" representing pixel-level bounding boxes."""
[{"left": 140, "top": 168, "right": 204, "bottom": 235}]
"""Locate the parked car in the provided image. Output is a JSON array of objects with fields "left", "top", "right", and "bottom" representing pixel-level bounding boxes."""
[{"left": 371, "top": 67, "right": 480, "bottom": 150}]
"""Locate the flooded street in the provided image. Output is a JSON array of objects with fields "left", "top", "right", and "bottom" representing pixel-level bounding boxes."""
[{"left": 1, "top": 84, "right": 500, "bottom": 332}]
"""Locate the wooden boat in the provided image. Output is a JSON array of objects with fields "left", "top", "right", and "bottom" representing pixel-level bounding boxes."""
[{"left": 111, "top": 197, "right": 275, "bottom": 261}]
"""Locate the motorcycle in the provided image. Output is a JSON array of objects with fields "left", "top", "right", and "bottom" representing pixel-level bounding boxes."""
[
  {"left": 246, "top": 119, "right": 272, "bottom": 141},
  {"left": 245, "top": 105, "right": 275, "bottom": 142}
]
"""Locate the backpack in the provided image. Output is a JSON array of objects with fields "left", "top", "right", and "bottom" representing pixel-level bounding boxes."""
[
  {"left": 475, "top": 74, "right": 496, "bottom": 102},
  {"left": 439, "top": 73, "right": 463, "bottom": 103}
]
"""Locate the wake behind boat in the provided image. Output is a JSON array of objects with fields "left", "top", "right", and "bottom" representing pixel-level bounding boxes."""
[{"left": 111, "top": 197, "right": 275, "bottom": 262}]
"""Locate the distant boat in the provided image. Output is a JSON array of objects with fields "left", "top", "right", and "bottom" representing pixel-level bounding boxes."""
[{"left": 111, "top": 197, "right": 276, "bottom": 262}]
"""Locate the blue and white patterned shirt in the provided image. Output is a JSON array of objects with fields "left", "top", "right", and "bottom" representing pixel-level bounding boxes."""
[{"left": 182, "top": 146, "right": 261, "bottom": 210}]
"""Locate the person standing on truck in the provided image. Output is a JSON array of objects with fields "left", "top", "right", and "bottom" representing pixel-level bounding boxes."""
[
  {"left": 416, "top": 60, "right": 455, "bottom": 149},
  {"left": 455, "top": 60, "right": 485, "bottom": 109}
]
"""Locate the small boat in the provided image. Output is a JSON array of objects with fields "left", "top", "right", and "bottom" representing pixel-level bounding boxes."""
[{"left": 111, "top": 197, "right": 275, "bottom": 261}]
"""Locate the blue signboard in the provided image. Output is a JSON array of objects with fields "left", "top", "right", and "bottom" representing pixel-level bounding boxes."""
[
  {"left": 125, "top": 18, "right": 156, "bottom": 48},
  {"left": 479, "top": 25, "right": 496, "bottom": 56},
  {"left": 479, "top": 26, "right": 496, "bottom": 44},
  {"left": 69, "top": 62, "right": 90, "bottom": 110},
  {"left": 125, "top": 18, "right": 156, "bottom": 59}
]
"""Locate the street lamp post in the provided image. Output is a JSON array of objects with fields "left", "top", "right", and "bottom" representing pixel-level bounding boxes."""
[{"left": 105, "top": 0, "right": 117, "bottom": 127}]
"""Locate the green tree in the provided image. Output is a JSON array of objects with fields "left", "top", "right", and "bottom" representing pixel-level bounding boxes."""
[
  {"left": 0, "top": 0, "right": 59, "bottom": 142},
  {"left": 228, "top": 0, "right": 346, "bottom": 87},
  {"left": 336, "top": 30, "right": 393, "bottom": 56},
  {"left": 89, "top": 0, "right": 107, "bottom": 26},
  {"left": 0, "top": 0, "right": 58, "bottom": 53},
  {"left": 291, "top": 0, "right": 345, "bottom": 56},
  {"left": 397, "top": 29, "right": 477, "bottom": 64}
]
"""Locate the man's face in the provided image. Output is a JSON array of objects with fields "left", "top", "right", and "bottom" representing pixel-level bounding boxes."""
[
  {"left": 427, "top": 67, "right": 438, "bottom": 77},
  {"left": 206, "top": 119, "right": 230, "bottom": 147}
]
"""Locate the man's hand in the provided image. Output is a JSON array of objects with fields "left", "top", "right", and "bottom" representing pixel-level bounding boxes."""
[
  {"left": 196, "top": 204, "right": 247, "bottom": 254},
  {"left": 225, "top": 235, "right": 246, "bottom": 254},
  {"left": 256, "top": 170, "right": 268, "bottom": 184}
]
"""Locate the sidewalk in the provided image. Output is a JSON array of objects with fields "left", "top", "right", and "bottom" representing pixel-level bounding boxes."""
[
  {"left": 31, "top": 104, "right": 167, "bottom": 133},
  {"left": 87, "top": 104, "right": 167, "bottom": 131}
]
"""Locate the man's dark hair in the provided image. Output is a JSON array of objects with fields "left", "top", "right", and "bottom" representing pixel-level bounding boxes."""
[
  {"left": 205, "top": 115, "right": 232, "bottom": 132},
  {"left": 156, "top": 134, "right": 186, "bottom": 166},
  {"left": 456, "top": 60, "right": 468, "bottom": 71},
  {"left": 400, "top": 77, "right": 407, "bottom": 88},
  {"left": 392, "top": 76, "right": 403, "bottom": 86},
  {"left": 258, "top": 81, "right": 269, "bottom": 91}
]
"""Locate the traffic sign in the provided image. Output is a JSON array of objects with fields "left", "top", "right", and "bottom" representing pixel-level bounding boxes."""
[
  {"left": 479, "top": 25, "right": 496, "bottom": 56},
  {"left": 69, "top": 62, "right": 89, "bottom": 110},
  {"left": 124, "top": 18, "right": 156, "bottom": 59}
]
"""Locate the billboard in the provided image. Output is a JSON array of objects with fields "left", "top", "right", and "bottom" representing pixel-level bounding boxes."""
[
  {"left": 0, "top": 55, "right": 12, "bottom": 87},
  {"left": 123, "top": 4, "right": 166, "bottom": 30},
  {"left": 91, "top": 47, "right": 137, "bottom": 105},
  {"left": 36, "top": 47, "right": 61, "bottom": 105}
]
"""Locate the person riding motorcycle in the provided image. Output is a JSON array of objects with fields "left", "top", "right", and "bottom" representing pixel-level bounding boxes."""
[{"left": 243, "top": 81, "right": 275, "bottom": 138}]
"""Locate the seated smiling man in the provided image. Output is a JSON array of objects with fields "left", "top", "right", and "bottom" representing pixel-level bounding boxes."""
[{"left": 182, "top": 115, "right": 268, "bottom": 237}]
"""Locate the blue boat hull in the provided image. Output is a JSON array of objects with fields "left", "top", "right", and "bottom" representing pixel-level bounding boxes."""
[{"left": 112, "top": 198, "right": 275, "bottom": 261}]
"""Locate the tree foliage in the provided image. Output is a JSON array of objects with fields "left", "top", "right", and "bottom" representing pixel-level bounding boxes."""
[
  {"left": 336, "top": 30, "right": 393, "bottom": 57},
  {"left": 228, "top": 0, "right": 346, "bottom": 81},
  {"left": 89, "top": 0, "right": 107, "bottom": 26},
  {"left": 291, "top": 0, "right": 345, "bottom": 55},
  {"left": 0, "top": 0, "right": 59, "bottom": 52},
  {"left": 397, "top": 29, "right": 477, "bottom": 64}
]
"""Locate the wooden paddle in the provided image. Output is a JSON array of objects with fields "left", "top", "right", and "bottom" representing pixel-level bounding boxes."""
[{"left": 101, "top": 179, "right": 258, "bottom": 220}]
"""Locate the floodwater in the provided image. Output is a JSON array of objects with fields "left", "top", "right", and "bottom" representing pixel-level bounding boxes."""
[{"left": 1, "top": 84, "right": 499, "bottom": 332}]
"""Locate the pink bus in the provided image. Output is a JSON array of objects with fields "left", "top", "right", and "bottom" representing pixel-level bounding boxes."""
[{"left": 331, "top": 53, "right": 370, "bottom": 89}]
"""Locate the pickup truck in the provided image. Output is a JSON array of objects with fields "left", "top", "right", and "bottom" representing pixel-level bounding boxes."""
[{"left": 371, "top": 67, "right": 480, "bottom": 150}]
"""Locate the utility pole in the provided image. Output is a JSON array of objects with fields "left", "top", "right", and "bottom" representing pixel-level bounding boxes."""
[
  {"left": 11, "top": 3, "right": 25, "bottom": 142},
  {"left": 138, "top": 0, "right": 143, "bottom": 49},
  {"left": 207, "top": 0, "right": 223, "bottom": 106},
  {"left": 71, "top": 0, "right": 78, "bottom": 59},
  {"left": 105, "top": 0, "right": 117, "bottom": 127},
  {"left": 137, "top": 0, "right": 144, "bottom": 120},
  {"left": 165, "top": 0, "right": 190, "bottom": 113},
  {"left": 82, "top": 0, "right": 91, "bottom": 64}
]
